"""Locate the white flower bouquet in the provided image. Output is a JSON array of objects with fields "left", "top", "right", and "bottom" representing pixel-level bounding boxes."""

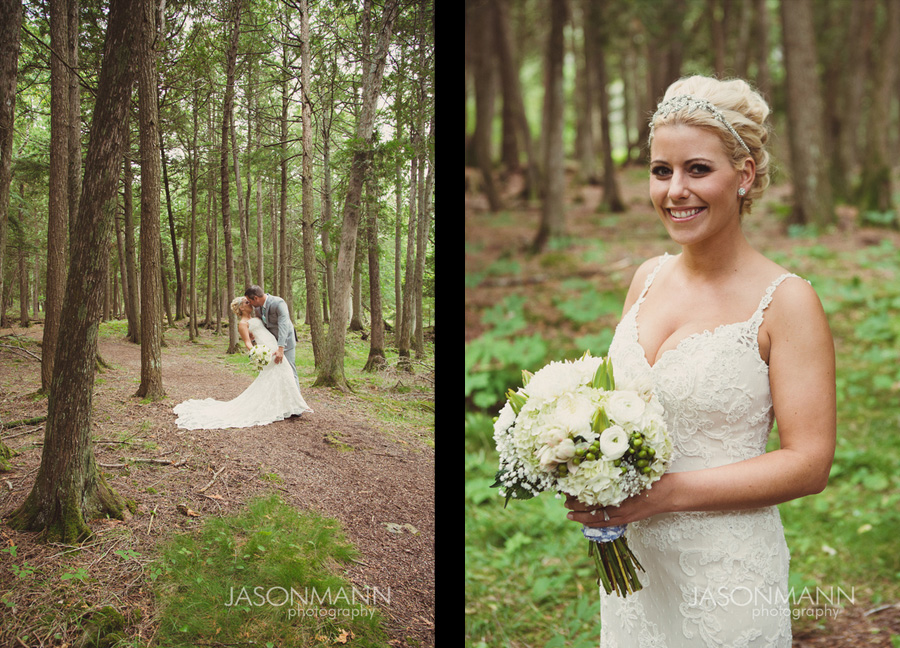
[
  {"left": 492, "top": 351, "right": 672, "bottom": 597},
  {"left": 248, "top": 344, "right": 273, "bottom": 371}
]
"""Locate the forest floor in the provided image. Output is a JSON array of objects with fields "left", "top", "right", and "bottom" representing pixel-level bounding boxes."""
[
  {"left": 0, "top": 321, "right": 434, "bottom": 647},
  {"left": 465, "top": 165, "right": 900, "bottom": 647}
]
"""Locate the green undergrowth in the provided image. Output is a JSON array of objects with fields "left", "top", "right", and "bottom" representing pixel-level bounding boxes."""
[{"left": 154, "top": 494, "right": 390, "bottom": 647}]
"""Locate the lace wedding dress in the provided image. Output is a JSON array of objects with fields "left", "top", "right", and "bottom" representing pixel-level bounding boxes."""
[
  {"left": 600, "top": 254, "right": 795, "bottom": 647},
  {"left": 174, "top": 318, "right": 313, "bottom": 430}
]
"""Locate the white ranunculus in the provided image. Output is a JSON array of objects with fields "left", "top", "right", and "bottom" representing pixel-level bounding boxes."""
[
  {"left": 551, "top": 389, "right": 596, "bottom": 438},
  {"left": 617, "top": 373, "right": 655, "bottom": 403},
  {"left": 605, "top": 391, "right": 646, "bottom": 425},
  {"left": 599, "top": 425, "right": 630, "bottom": 460}
]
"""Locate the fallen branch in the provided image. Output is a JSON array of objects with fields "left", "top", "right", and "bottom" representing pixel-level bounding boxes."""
[
  {"left": 0, "top": 343, "right": 41, "bottom": 362},
  {"left": 1, "top": 426, "right": 43, "bottom": 440},
  {"left": 1, "top": 415, "right": 48, "bottom": 430},
  {"left": 197, "top": 466, "right": 226, "bottom": 493},
  {"left": 98, "top": 457, "right": 174, "bottom": 469}
]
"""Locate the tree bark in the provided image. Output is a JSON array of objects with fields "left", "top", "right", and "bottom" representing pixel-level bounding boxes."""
[
  {"left": 220, "top": 0, "right": 242, "bottom": 354},
  {"left": 363, "top": 178, "right": 385, "bottom": 372},
  {"left": 7, "top": 0, "right": 137, "bottom": 541},
  {"left": 532, "top": 0, "right": 568, "bottom": 252},
  {"left": 858, "top": 0, "right": 900, "bottom": 212},
  {"left": 314, "top": 0, "right": 399, "bottom": 389},
  {"left": 41, "top": 0, "right": 71, "bottom": 392},
  {"left": 135, "top": 0, "right": 165, "bottom": 398},
  {"left": 299, "top": 0, "right": 324, "bottom": 366},
  {"left": 0, "top": 0, "right": 22, "bottom": 472},
  {"left": 780, "top": 0, "right": 834, "bottom": 226}
]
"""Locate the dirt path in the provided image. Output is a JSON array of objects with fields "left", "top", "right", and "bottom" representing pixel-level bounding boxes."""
[{"left": 0, "top": 324, "right": 434, "bottom": 647}]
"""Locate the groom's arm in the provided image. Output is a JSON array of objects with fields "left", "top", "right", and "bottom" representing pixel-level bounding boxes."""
[{"left": 273, "top": 299, "right": 292, "bottom": 349}]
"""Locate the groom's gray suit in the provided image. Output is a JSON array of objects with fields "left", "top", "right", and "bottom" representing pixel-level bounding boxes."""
[{"left": 257, "top": 295, "right": 299, "bottom": 386}]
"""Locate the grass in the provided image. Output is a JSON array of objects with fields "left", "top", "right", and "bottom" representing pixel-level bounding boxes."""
[
  {"left": 465, "top": 220, "right": 900, "bottom": 645},
  {"left": 153, "top": 493, "right": 390, "bottom": 648}
]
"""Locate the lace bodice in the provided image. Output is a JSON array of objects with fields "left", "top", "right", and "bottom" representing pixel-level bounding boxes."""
[
  {"left": 597, "top": 255, "right": 796, "bottom": 647},
  {"left": 609, "top": 255, "right": 800, "bottom": 473},
  {"left": 249, "top": 317, "right": 278, "bottom": 349}
]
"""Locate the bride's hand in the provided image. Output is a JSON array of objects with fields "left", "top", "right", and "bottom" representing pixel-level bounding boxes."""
[{"left": 564, "top": 475, "right": 673, "bottom": 527}]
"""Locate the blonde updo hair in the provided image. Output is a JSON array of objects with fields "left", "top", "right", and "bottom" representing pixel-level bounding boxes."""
[
  {"left": 230, "top": 296, "right": 247, "bottom": 317},
  {"left": 649, "top": 76, "right": 771, "bottom": 216}
]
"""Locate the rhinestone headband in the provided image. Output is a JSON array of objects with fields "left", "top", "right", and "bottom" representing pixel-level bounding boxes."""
[{"left": 650, "top": 94, "right": 751, "bottom": 154}]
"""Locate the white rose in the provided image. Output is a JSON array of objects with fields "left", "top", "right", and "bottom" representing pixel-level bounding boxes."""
[
  {"left": 599, "top": 425, "right": 630, "bottom": 460},
  {"left": 605, "top": 391, "right": 646, "bottom": 425}
]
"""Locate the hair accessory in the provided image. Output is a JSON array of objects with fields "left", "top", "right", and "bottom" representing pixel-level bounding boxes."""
[
  {"left": 650, "top": 94, "right": 751, "bottom": 154},
  {"left": 738, "top": 187, "right": 747, "bottom": 197}
]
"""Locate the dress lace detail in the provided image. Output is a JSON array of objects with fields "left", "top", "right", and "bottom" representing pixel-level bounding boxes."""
[
  {"left": 173, "top": 318, "right": 313, "bottom": 430},
  {"left": 599, "top": 255, "right": 798, "bottom": 647}
]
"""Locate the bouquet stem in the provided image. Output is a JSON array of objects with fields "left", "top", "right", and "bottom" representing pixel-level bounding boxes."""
[{"left": 588, "top": 535, "right": 644, "bottom": 597}]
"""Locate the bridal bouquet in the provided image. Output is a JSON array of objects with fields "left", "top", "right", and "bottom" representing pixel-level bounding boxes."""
[
  {"left": 492, "top": 351, "right": 672, "bottom": 597},
  {"left": 248, "top": 344, "right": 273, "bottom": 371}
]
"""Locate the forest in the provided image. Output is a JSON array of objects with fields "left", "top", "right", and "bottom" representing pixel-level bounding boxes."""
[
  {"left": 466, "top": 0, "right": 900, "bottom": 646},
  {"left": 0, "top": 0, "right": 435, "bottom": 646}
]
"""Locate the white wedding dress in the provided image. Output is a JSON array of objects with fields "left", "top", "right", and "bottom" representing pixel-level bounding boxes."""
[
  {"left": 600, "top": 254, "right": 795, "bottom": 647},
  {"left": 173, "top": 317, "right": 313, "bottom": 430}
]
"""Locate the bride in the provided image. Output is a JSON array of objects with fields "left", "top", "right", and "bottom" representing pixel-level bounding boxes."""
[
  {"left": 173, "top": 296, "right": 313, "bottom": 430},
  {"left": 564, "top": 76, "right": 836, "bottom": 646}
]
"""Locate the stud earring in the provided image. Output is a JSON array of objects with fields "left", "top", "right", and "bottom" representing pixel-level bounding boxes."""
[{"left": 738, "top": 187, "right": 747, "bottom": 197}]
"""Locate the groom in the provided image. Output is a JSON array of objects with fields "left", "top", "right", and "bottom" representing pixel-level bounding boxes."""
[{"left": 244, "top": 285, "right": 299, "bottom": 387}]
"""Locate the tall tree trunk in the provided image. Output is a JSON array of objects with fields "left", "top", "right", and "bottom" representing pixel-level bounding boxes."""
[
  {"left": 7, "top": 0, "right": 137, "bottom": 540},
  {"left": 780, "top": 0, "right": 834, "bottom": 226},
  {"left": 467, "top": 0, "right": 502, "bottom": 212},
  {"left": 858, "top": 0, "right": 900, "bottom": 212},
  {"left": 363, "top": 178, "right": 385, "bottom": 372},
  {"left": 188, "top": 85, "right": 201, "bottom": 341},
  {"left": 590, "top": 0, "right": 624, "bottom": 213},
  {"left": 0, "top": 0, "right": 20, "bottom": 472},
  {"left": 136, "top": 0, "right": 165, "bottom": 398},
  {"left": 160, "top": 134, "right": 184, "bottom": 320},
  {"left": 42, "top": 0, "right": 71, "bottom": 392},
  {"left": 321, "top": 132, "right": 334, "bottom": 323},
  {"left": 414, "top": 119, "right": 433, "bottom": 359},
  {"left": 837, "top": 0, "right": 874, "bottom": 193},
  {"left": 314, "top": 0, "right": 399, "bottom": 389},
  {"left": 397, "top": 146, "right": 417, "bottom": 369},
  {"left": 532, "top": 0, "right": 568, "bottom": 252},
  {"left": 279, "top": 20, "right": 291, "bottom": 317},
  {"left": 123, "top": 141, "right": 140, "bottom": 344},
  {"left": 0, "top": 0, "right": 20, "bottom": 338},
  {"left": 231, "top": 103, "right": 251, "bottom": 287},
  {"left": 67, "top": 0, "right": 81, "bottom": 238},
  {"left": 221, "top": 0, "right": 242, "bottom": 353},
  {"left": 299, "top": 0, "right": 324, "bottom": 366}
]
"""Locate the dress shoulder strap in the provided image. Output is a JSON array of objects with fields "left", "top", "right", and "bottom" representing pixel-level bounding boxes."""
[
  {"left": 636, "top": 254, "right": 673, "bottom": 303},
  {"left": 748, "top": 272, "right": 807, "bottom": 332}
]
